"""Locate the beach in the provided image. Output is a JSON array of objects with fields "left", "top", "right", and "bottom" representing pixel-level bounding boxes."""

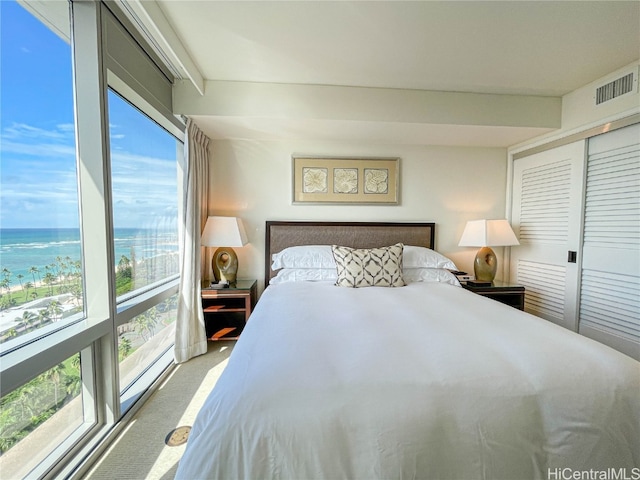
[{"left": 1, "top": 227, "right": 178, "bottom": 340}]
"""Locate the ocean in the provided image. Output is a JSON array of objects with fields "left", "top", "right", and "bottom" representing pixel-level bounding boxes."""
[{"left": 0, "top": 228, "right": 179, "bottom": 287}]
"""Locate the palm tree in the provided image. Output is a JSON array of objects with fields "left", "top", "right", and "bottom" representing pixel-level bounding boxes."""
[
  {"left": 42, "top": 363, "right": 66, "bottom": 410},
  {"left": 66, "top": 353, "right": 83, "bottom": 397},
  {"left": 164, "top": 295, "right": 178, "bottom": 313},
  {"left": 1, "top": 270, "right": 14, "bottom": 306},
  {"left": 17, "top": 382, "right": 35, "bottom": 421},
  {"left": 71, "top": 353, "right": 81, "bottom": 370},
  {"left": 65, "top": 373, "right": 82, "bottom": 398},
  {"left": 133, "top": 315, "right": 149, "bottom": 341},
  {"left": 43, "top": 272, "right": 56, "bottom": 296},
  {"left": 23, "top": 281, "right": 33, "bottom": 301},
  {"left": 48, "top": 262, "right": 59, "bottom": 288},
  {"left": 48, "top": 300, "right": 63, "bottom": 322},
  {"left": 57, "top": 257, "right": 69, "bottom": 292},
  {"left": 16, "top": 274, "right": 24, "bottom": 293},
  {"left": 29, "top": 266, "right": 41, "bottom": 286},
  {"left": 15, "top": 311, "right": 37, "bottom": 333},
  {"left": 2, "top": 267, "right": 12, "bottom": 283},
  {"left": 14, "top": 316, "right": 25, "bottom": 333},
  {"left": 145, "top": 307, "right": 159, "bottom": 336},
  {"left": 70, "top": 283, "right": 83, "bottom": 308},
  {"left": 133, "top": 308, "right": 159, "bottom": 342},
  {"left": 118, "top": 255, "right": 131, "bottom": 273},
  {"left": 118, "top": 337, "right": 133, "bottom": 361},
  {"left": 37, "top": 308, "right": 51, "bottom": 329}
]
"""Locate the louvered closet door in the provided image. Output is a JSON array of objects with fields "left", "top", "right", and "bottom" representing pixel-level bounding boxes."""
[
  {"left": 510, "top": 141, "right": 586, "bottom": 330},
  {"left": 579, "top": 123, "right": 639, "bottom": 360}
]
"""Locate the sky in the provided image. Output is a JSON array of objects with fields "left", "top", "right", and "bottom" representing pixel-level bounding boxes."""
[{"left": 0, "top": 0, "right": 179, "bottom": 230}]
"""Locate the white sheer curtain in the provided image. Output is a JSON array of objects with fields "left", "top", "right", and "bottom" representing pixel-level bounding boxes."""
[{"left": 175, "top": 118, "right": 210, "bottom": 363}]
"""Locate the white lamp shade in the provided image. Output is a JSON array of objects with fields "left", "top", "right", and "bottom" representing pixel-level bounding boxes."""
[
  {"left": 201, "top": 216, "right": 248, "bottom": 247},
  {"left": 458, "top": 219, "right": 519, "bottom": 247}
]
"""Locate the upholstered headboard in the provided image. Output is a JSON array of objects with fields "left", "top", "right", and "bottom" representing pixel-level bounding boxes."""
[{"left": 265, "top": 221, "right": 435, "bottom": 286}]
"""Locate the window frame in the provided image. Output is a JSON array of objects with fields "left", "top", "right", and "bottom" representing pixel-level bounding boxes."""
[{"left": 0, "top": 1, "right": 185, "bottom": 477}]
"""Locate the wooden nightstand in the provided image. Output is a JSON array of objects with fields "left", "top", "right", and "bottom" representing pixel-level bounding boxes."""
[
  {"left": 462, "top": 280, "right": 525, "bottom": 310},
  {"left": 201, "top": 279, "right": 257, "bottom": 340}
]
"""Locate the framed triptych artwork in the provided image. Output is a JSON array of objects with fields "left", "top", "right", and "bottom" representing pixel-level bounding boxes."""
[{"left": 292, "top": 156, "right": 400, "bottom": 205}]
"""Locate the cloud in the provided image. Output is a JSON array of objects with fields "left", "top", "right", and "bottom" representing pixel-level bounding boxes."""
[
  {"left": 1, "top": 122, "right": 76, "bottom": 163},
  {"left": 1, "top": 139, "right": 76, "bottom": 159},
  {"left": 2, "top": 122, "right": 71, "bottom": 141},
  {"left": 108, "top": 122, "right": 126, "bottom": 140},
  {"left": 1, "top": 121, "right": 179, "bottom": 229},
  {"left": 56, "top": 123, "right": 75, "bottom": 132}
]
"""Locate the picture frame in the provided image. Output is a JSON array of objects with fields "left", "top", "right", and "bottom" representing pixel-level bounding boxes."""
[{"left": 292, "top": 156, "right": 400, "bottom": 204}]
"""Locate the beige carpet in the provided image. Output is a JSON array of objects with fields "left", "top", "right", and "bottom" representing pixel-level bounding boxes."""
[{"left": 83, "top": 341, "right": 234, "bottom": 480}]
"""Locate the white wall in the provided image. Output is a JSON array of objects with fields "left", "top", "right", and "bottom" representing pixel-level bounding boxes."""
[
  {"left": 206, "top": 139, "right": 507, "bottom": 291},
  {"left": 509, "top": 61, "right": 640, "bottom": 154},
  {"left": 561, "top": 61, "right": 639, "bottom": 132}
]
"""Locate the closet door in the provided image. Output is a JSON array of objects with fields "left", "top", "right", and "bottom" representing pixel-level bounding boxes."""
[
  {"left": 579, "top": 124, "right": 639, "bottom": 360},
  {"left": 510, "top": 141, "right": 586, "bottom": 330}
]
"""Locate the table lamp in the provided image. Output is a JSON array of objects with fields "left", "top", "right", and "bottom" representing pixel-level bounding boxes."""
[
  {"left": 201, "top": 216, "right": 248, "bottom": 284},
  {"left": 458, "top": 219, "right": 519, "bottom": 282}
]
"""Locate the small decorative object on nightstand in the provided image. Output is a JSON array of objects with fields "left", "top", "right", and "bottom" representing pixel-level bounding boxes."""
[
  {"left": 448, "top": 270, "right": 475, "bottom": 284},
  {"left": 201, "top": 279, "right": 257, "bottom": 340},
  {"left": 462, "top": 280, "right": 525, "bottom": 310}
]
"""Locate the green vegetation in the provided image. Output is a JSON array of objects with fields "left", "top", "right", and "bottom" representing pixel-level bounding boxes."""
[
  {"left": 0, "top": 295, "right": 177, "bottom": 455},
  {"left": 1, "top": 257, "right": 82, "bottom": 310},
  {"left": 0, "top": 355, "right": 81, "bottom": 454},
  {"left": 0, "top": 255, "right": 137, "bottom": 344},
  {"left": 115, "top": 255, "right": 133, "bottom": 296},
  {"left": 0, "top": 254, "right": 180, "bottom": 455}
]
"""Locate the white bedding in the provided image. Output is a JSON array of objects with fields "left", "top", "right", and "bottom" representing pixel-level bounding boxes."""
[{"left": 175, "top": 281, "right": 640, "bottom": 480}]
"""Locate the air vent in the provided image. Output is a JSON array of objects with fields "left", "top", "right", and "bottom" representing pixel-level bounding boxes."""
[{"left": 595, "top": 71, "right": 636, "bottom": 105}]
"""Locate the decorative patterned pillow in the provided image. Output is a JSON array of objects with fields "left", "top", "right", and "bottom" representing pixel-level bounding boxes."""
[{"left": 332, "top": 243, "right": 406, "bottom": 288}]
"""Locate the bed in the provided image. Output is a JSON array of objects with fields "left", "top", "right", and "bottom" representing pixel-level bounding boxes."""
[{"left": 175, "top": 221, "right": 640, "bottom": 480}]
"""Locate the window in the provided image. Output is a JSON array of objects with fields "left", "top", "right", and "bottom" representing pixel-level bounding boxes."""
[
  {"left": 118, "top": 294, "right": 178, "bottom": 395},
  {"left": 108, "top": 90, "right": 180, "bottom": 298},
  {"left": 0, "top": 0, "right": 84, "bottom": 347},
  {"left": 0, "top": 353, "right": 89, "bottom": 479},
  {"left": 0, "top": 3, "right": 97, "bottom": 476},
  {"left": 108, "top": 89, "right": 181, "bottom": 407},
  {"left": 0, "top": 1, "right": 184, "bottom": 477}
]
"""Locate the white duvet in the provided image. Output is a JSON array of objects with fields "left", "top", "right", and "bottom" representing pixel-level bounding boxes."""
[{"left": 175, "top": 281, "right": 640, "bottom": 480}]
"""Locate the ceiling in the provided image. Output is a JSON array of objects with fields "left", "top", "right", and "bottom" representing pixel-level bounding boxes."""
[{"left": 150, "top": 1, "right": 640, "bottom": 147}]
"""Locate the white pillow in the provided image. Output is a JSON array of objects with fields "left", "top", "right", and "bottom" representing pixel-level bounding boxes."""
[
  {"left": 403, "top": 245, "right": 457, "bottom": 269},
  {"left": 403, "top": 268, "right": 461, "bottom": 286},
  {"left": 271, "top": 244, "right": 457, "bottom": 271},
  {"left": 271, "top": 245, "right": 335, "bottom": 270},
  {"left": 269, "top": 268, "right": 338, "bottom": 285}
]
